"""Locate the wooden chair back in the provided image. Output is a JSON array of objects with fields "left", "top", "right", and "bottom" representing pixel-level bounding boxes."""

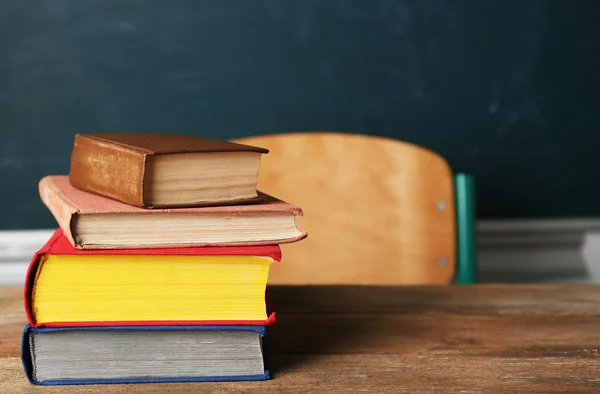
[{"left": 234, "top": 132, "right": 457, "bottom": 285}]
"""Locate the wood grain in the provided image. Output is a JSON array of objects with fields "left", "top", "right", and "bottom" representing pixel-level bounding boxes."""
[
  {"left": 235, "top": 133, "right": 456, "bottom": 285},
  {"left": 3, "top": 285, "right": 600, "bottom": 392}
]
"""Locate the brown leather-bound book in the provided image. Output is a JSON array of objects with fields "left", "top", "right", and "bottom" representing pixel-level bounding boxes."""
[
  {"left": 69, "top": 133, "right": 269, "bottom": 208},
  {"left": 40, "top": 176, "right": 307, "bottom": 249}
]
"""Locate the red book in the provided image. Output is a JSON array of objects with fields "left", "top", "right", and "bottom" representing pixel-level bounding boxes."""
[{"left": 25, "top": 229, "right": 279, "bottom": 328}]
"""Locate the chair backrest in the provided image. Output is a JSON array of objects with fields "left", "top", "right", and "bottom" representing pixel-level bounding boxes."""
[{"left": 234, "top": 132, "right": 457, "bottom": 285}]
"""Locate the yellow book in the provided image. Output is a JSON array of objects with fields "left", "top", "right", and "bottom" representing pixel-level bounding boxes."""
[{"left": 25, "top": 230, "right": 280, "bottom": 327}]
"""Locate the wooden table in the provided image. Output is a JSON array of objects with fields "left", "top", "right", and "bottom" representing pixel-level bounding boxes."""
[{"left": 2, "top": 285, "right": 600, "bottom": 392}]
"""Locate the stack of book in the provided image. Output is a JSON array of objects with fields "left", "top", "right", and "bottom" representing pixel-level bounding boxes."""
[{"left": 21, "top": 133, "right": 306, "bottom": 386}]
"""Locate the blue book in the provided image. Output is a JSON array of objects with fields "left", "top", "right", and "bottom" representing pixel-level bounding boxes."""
[{"left": 21, "top": 324, "right": 270, "bottom": 386}]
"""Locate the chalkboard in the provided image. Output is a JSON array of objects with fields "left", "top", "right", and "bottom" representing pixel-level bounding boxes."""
[{"left": 2, "top": 0, "right": 600, "bottom": 229}]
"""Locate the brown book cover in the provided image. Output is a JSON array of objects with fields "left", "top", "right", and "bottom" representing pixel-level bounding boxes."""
[
  {"left": 40, "top": 176, "right": 307, "bottom": 249},
  {"left": 69, "top": 133, "right": 269, "bottom": 208}
]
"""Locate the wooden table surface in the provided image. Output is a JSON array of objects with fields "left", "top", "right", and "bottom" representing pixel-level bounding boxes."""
[{"left": 2, "top": 285, "right": 600, "bottom": 393}]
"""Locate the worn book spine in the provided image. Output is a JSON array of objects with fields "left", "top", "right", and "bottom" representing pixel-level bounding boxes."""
[
  {"left": 69, "top": 134, "right": 148, "bottom": 208},
  {"left": 38, "top": 177, "right": 79, "bottom": 248}
]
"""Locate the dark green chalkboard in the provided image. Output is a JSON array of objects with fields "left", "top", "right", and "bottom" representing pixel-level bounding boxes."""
[{"left": 2, "top": 0, "right": 600, "bottom": 229}]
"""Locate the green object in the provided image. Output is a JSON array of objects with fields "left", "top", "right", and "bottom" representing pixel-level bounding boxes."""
[{"left": 454, "top": 174, "right": 478, "bottom": 284}]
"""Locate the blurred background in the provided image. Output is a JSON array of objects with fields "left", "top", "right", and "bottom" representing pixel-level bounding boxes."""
[{"left": 1, "top": 0, "right": 600, "bottom": 284}]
